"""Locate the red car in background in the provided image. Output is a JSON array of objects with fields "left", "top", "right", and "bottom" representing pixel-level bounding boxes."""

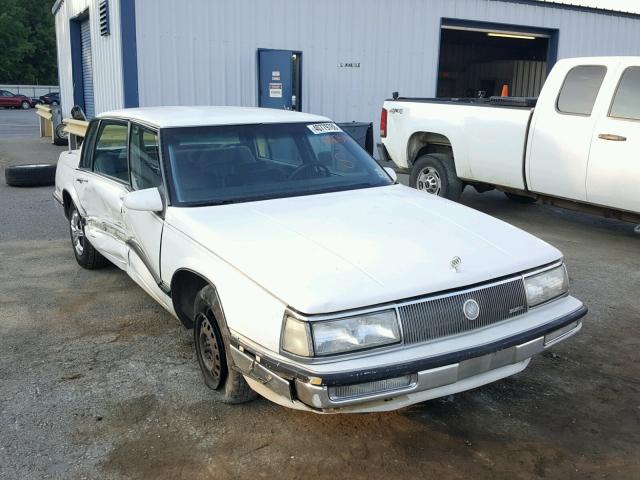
[{"left": 0, "top": 90, "right": 33, "bottom": 109}]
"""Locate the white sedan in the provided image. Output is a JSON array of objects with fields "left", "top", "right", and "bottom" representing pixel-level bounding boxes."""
[{"left": 53, "top": 107, "right": 587, "bottom": 413}]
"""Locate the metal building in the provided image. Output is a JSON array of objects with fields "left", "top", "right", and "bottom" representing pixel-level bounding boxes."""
[{"left": 53, "top": 0, "right": 640, "bottom": 135}]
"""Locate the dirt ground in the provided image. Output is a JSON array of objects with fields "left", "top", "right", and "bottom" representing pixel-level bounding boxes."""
[{"left": 1, "top": 109, "right": 639, "bottom": 479}]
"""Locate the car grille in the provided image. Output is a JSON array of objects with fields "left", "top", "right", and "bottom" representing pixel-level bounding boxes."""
[{"left": 398, "top": 278, "right": 528, "bottom": 345}]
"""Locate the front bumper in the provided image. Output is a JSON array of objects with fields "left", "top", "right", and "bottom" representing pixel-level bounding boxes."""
[{"left": 231, "top": 301, "right": 587, "bottom": 413}]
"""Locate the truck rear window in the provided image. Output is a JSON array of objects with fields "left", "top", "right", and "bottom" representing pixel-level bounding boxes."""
[{"left": 556, "top": 65, "right": 607, "bottom": 116}]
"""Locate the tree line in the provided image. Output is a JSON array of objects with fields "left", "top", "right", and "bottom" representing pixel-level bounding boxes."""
[{"left": 0, "top": 0, "right": 58, "bottom": 85}]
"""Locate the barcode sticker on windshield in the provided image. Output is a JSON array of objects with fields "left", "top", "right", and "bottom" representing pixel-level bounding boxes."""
[{"left": 307, "top": 123, "right": 342, "bottom": 135}]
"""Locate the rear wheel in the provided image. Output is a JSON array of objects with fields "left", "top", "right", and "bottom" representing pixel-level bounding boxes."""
[
  {"left": 193, "top": 285, "right": 257, "bottom": 404},
  {"left": 410, "top": 153, "right": 463, "bottom": 201},
  {"left": 69, "top": 204, "right": 108, "bottom": 269}
]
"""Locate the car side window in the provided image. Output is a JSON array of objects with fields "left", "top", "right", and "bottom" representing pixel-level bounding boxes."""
[
  {"left": 556, "top": 65, "right": 607, "bottom": 116},
  {"left": 609, "top": 66, "right": 640, "bottom": 121},
  {"left": 92, "top": 121, "right": 129, "bottom": 183},
  {"left": 79, "top": 120, "right": 100, "bottom": 169},
  {"left": 129, "top": 124, "right": 162, "bottom": 190}
]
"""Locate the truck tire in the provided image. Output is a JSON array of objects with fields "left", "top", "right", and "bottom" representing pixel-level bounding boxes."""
[
  {"left": 410, "top": 153, "right": 463, "bottom": 201},
  {"left": 4, "top": 164, "right": 57, "bottom": 187},
  {"left": 193, "top": 285, "right": 257, "bottom": 404},
  {"left": 69, "top": 204, "right": 109, "bottom": 270},
  {"left": 504, "top": 192, "right": 537, "bottom": 204}
]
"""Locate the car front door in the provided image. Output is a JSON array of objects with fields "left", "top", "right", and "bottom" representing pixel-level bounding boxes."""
[
  {"left": 528, "top": 64, "right": 609, "bottom": 201},
  {"left": 76, "top": 120, "right": 130, "bottom": 269},
  {"left": 0, "top": 90, "right": 11, "bottom": 107},
  {"left": 122, "top": 123, "right": 168, "bottom": 295},
  {"left": 586, "top": 64, "right": 640, "bottom": 213}
]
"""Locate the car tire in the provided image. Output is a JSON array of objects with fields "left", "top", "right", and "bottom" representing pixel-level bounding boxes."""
[
  {"left": 69, "top": 204, "right": 109, "bottom": 270},
  {"left": 193, "top": 285, "right": 257, "bottom": 404},
  {"left": 54, "top": 123, "right": 68, "bottom": 146},
  {"left": 51, "top": 100, "right": 59, "bottom": 106},
  {"left": 21, "top": 100, "right": 30, "bottom": 109},
  {"left": 410, "top": 153, "right": 463, "bottom": 201},
  {"left": 4, "top": 163, "right": 57, "bottom": 187},
  {"left": 504, "top": 192, "right": 537, "bottom": 204}
]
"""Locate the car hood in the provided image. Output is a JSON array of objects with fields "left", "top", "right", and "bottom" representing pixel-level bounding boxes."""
[{"left": 166, "top": 185, "right": 561, "bottom": 314}]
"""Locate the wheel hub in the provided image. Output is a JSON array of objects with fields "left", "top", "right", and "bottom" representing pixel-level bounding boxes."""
[
  {"left": 70, "top": 210, "right": 85, "bottom": 255},
  {"left": 198, "top": 315, "right": 222, "bottom": 381},
  {"left": 417, "top": 167, "right": 442, "bottom": 195}
]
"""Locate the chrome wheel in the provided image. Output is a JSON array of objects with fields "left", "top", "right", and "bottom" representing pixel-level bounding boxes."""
[
  {"left": 416, "top": 166, "right": 442, "bottom": 195},
  {"left": 197, "top": 314, "right": 223, "bottom": 387},
  {"left": 70, "top": 209, "right": 85, "bottom": 256}
]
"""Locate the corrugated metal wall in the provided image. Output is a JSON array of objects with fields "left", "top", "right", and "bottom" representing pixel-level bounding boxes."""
[
  {"left": 134, "top": 0, "right": 640, "bottom": 136},
  {"left": 54, "top": 0, "right": 124, "bottom": 117}
]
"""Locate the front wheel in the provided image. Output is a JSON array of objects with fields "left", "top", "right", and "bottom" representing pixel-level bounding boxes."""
[
  {"left": 410, "top": 153, "right": 463, "bottom": 201},
  {"left": 193, "top": 286, "right": 257, "bottom": 404},
  {"left": 21, "top": 100, "right": 30, "bottom": 109},
  {"left": 69, "top": 204, "right": 108, "bottom": 269}
]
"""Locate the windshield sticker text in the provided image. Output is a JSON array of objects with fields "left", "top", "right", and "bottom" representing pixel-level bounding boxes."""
[{"left": 307, "top": 123, "right": 342, "bottom": 135}]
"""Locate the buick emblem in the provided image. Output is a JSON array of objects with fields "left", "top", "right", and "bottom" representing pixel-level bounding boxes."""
[
  {"left": 450, "top": 256, "right": 462, "bottom": 272},
  {"left": 463, "top": 299, "right": 480, "bottom": 321}
]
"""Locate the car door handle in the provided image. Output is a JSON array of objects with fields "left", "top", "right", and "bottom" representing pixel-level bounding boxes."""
[
  {"left": 598, "top": 133, "right": 627, "bottom": 142},
  {"left": 75, "top": 178, "right": 88, "bottom": 184}
]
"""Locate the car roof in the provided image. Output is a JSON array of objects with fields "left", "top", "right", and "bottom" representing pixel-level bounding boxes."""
[{"left": 98, "top": 106, "right": 331, "bottom": 128}]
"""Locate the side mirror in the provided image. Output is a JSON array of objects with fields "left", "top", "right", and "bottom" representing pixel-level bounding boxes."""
[
  {"left": 384, "top": 167, "right": 398, "bottom": 183},
  {"left": 122, "top": 188, "right": 164, "bottom": 212}
]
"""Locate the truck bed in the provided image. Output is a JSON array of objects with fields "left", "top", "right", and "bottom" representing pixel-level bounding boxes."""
[{"left": 388, "top": 96, "right": 538, "bottom": 108}]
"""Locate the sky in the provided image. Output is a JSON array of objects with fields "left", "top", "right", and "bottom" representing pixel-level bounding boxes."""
[{"left": 536, "top": 0, "right": 640, "bottom": 14}]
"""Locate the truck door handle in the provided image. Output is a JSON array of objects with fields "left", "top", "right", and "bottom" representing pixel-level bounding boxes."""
[
  {"left": 598, "top": 133, "right": 627, "bottom": 142},
  {"left": 75, "top": 178, "right": 88, "bottom": 184}
]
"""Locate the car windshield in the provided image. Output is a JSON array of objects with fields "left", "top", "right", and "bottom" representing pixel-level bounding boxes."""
[{"left": 162, "top": 122, "right": 393, "bottom": 206}]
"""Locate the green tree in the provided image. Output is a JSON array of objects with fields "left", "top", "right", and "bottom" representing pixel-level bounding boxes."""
[{"left": 0, "top": 0, "right": 58, "bottom": 85}]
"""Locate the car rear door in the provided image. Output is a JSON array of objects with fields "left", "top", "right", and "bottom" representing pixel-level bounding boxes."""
[
  {"left": 76, "top": 120, "right": 130, "bottom": 269},
  {"left": 527, "top": 63, "right": 610, "bottom": 201},
  {"left": 0, "top": 90, "right": 11, "bottom": 107},
  {"left": 586, "top": 62, "right": 640, "bottom": 213},
  {"left": 122, "top": 123, "right": 167, "bottom": 294}
]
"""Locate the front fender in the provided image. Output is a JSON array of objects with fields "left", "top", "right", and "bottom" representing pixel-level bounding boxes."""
[{"left": 161, "top": 223, "right": 287, "bottom": 354}]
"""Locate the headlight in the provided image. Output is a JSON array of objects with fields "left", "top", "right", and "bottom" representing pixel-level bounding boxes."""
[
  {"left": 282, "top": 310, "right": 401, "bottom": 357},
  {"left": 524, "top": 264, "right": 569, "bottom": 307}
]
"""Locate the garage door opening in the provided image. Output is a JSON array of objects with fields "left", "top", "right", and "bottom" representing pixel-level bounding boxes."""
[{"left": 437, "top": 23, "right": 554, "bottom": 99}]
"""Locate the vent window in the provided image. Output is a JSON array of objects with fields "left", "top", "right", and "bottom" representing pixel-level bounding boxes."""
[{"left": 99, "top": 0, "right": 109, "bottom": 36}]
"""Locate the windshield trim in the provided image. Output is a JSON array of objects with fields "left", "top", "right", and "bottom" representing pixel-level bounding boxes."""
[{"left": 160, "top": 122, "right": 394, "bottom": 207}]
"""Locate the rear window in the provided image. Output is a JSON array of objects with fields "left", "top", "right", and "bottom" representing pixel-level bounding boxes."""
[
  {"left": 609, "top": 66, "right": 640, "bottom": 121},
  {"left": 556, "top": 65, "right": 607, "bottom": 116}
]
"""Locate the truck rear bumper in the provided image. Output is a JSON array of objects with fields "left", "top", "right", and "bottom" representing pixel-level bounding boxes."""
[{"left": 231, "top": 303, "right": 586, "bottom": 413}]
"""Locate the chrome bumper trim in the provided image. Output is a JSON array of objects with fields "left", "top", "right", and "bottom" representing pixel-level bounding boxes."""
[{"left": 290, "top": 320, "right": 581, "bottom": 410}]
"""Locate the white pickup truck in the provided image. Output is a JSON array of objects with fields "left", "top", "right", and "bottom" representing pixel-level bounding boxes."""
[{"left": 380, "top": 56, "right": 640, "bottom": 223}]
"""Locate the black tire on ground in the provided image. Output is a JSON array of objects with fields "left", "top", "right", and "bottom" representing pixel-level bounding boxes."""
[
  {"left": 193, "top": 285, "right": 257, "bottom": 404},
  {"left": 51, "top": 100, "right": 59, "bottom": 106},
  {"left": 4, "top": 164, "right": 57, "bottom": 187},
  {"left": 410, "top": 153, "right": 463, "bottom": 201},
  {"left": 21, "top": 100, "right": 30, "bottom": 109},
  {"left": 504, "top": 192, "right": 537, "bottom": 204},
  {"left": 68, "top": 204, "right": 109, "bottom": 270},
  {"left": 54, "top": 123, "right": 68, "bottom": 146}
]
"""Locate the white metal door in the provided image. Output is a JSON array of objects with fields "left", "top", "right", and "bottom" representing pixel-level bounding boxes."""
[
  {"left": 586, "top": 63, "right": 640, "bottom": 213},
  {"left": 80, "top": 18, "right": 95, "bottom": 118}
]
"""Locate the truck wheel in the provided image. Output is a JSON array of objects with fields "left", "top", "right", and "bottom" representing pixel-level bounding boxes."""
[
  {"left": 410, "top": 153, "right": 463, "bottom": 201},
  {"left": 4, "top": 164, "right": 56, "bottom": 187},
  {"left": 69, "top": 204, "right": 109, "bottom": 269},
  {"left": 504, "top": 192, "right": 537, "bottom": 204},
  {"left": 193, "top": 285, "right": 257, "bottom": 404}
]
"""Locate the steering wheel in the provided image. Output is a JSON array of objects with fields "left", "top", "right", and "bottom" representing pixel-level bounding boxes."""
[{"left": 288, "top": 162, "right": 331, "bottom": 180}]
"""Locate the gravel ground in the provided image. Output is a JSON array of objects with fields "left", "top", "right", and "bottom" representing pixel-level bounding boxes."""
[{"left": 0, "top": 108, "right": 639, "bottom": 479}]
